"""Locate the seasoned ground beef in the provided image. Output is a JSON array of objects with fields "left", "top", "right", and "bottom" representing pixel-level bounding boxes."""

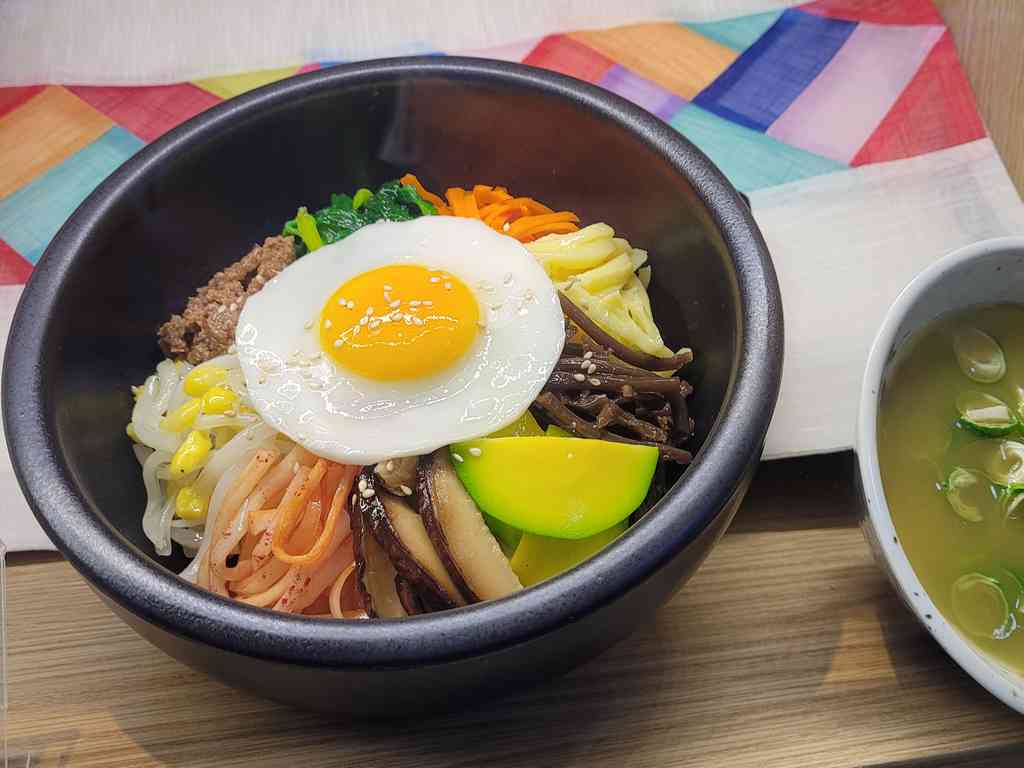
[{"left": 158, "top": 236, "right": 295, "bottom": 364}]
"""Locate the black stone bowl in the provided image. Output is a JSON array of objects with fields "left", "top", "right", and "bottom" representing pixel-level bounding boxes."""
[{"left": 3, "top": 58, "right": 782, "bottom": 715}]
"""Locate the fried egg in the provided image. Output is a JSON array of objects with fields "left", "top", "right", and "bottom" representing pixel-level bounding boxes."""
[{"left": 235, "top": 217, "right": 563, "bottom": 463}]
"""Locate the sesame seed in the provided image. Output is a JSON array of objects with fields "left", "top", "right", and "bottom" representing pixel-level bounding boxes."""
[
  {"left": 347, "top": 300, "right": 355, "bottom": 310},
  {"left": 589, "top": 377, "right": 601, "bottom": 386},
  {"left": 352, "top": 325, "right": 361, "bottom": 336},
  {"left": 229, "top": 303, "right": 237, "bottom": 312},
  {"left": 503, "top": 272, "right": 513, "bottom": 286},
  {"left": 216, "top": 305, "right": 227, "bottom": 315},
  {"left": 359, "top": 316, "right": 368, "bottom": 326},
  {"left": 409, "top": 300, "right": 420, "bottom": 307},
  {"left": 444, "top": 282, "right": 453, "bottom": 290},
  {"left": 385, "top": 460, "right": 395, "bottom": 472},
  {"left": 404, "top": 315, "right": 413, "bottom": 325},
  {"left": 490, "top": 301, "right": 504, "bottom": 311},
  {"left": 423, "top": 300, "right": 433, "bottom": 307},
  {"left": 365, "top": 307, "right": 374, "bottom": 316},
  {"left": 393, "top": 312, "right": 404, "bottom": 321},
  {"left": 292, "top": 462, "right": 300, "bottom": 474},
  {"left": 400, "top": 484, "right": 413, "bottom": 496},
  {"left": 452, "top": 452, "right": 464, "bottom": 463},
  {"left": 583, "top": 351, "right": 593, "bottom": 360},
  {"left": 361, "top": 488, "right": 376, "bottom": 499},
  {"left": 333, "top": 339, "right": 343, "bottom": 348},
  {"left": 579, "top": 360, "right": 590, "bottom": 370},
  {"left": 381, "top": 314, "right": 392, "bottom": 323},
  {"left": 468, "top": 447, "right": 482, "bottom": 457},
  {"left": 369, "top": 319, "right": 381, "bottom": 329},
  {"left": 413, "top": 317, "right": 423, "bottom": 326},
  {"left": 587, "top": 363, "right": 597, "bottom": 374},
  {"left": 324, "top": 319, "right": 332, "bottom": 329},
  {"left": 383, "top": 284, "right": 393, "bottom": 291},
  {"left": 502, "top": 222, "right": 511, "bottom": 232},
  {"left": 350, "top": 493, "right": 357, "bottom": 507},
  {"left": 429, "top": 276, "right": 441, "bottom": 283},
  {"left": 309, "top": 381, "right": 322, "bottom": 391},
  {"left": 573, "top": 373, "right": 586, "bottom": 382},
  {"left": 389, "top": 299, "right": 401, "bottom": 308},
  {"left": 358, "top": 478, "right": 367, "bottom": 492}
]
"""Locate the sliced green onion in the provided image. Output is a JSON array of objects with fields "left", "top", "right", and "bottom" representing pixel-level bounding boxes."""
[
  {"left": 952, "top": 572, "right": 1013, "bottom": 639},
  {"left": 985, "top": 440, "right": 1024, "bottom": 489},
  {"left": 295, "top": 207, "right": 323, "bottom": 252},
  {"left": 954, "top": 328, "right": 1006, "bottom": 383},
  {"left": 945, "top": 467, "right": 992, "bottom": 522},
  {"left": 956, "top": 391, "right": 1017, "bottom": 436}
]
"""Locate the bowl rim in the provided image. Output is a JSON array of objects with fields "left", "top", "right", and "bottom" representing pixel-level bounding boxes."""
[
  {"left": 856, "top": 235, "right": 1024, "bottom": 715},
  {"left": 4, "top": 56, "right": 783, "bottom": 668}
]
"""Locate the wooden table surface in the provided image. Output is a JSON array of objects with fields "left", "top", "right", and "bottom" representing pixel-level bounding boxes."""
[{"left": 6, "top": 3, "right": 1024, "bottom": 766}]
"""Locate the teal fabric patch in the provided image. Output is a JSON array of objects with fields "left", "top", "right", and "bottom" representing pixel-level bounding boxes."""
[
  {"left": 0, "top": 126, "right": 143, "bottom": 264},
  {"left": 670, "top": 104, "right": 845, "bottom": 192},
  {"left": 683, "top": 11, "right": 783, "bottom": 52}
]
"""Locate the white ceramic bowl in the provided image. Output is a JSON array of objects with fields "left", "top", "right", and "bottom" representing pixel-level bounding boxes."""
[{"left": 857, "top": 236, "right": 1024, "bottom": 714}]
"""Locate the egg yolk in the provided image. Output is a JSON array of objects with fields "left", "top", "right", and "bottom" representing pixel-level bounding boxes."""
[{"left": 319, "top": 264, "right": 480, "bottom": 381}]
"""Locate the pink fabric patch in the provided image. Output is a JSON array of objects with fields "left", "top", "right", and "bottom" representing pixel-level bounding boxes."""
[
  {"left": 766, "top": 22, "right": 944, "bottom": 163},
  {"left": 522, "top": 35, "right": 615, "bottom": 84},
  {"left": 0, "top": 239, "right": 33, "bottom": 286},
  {"left": 0, "top": 86, "right": 45, "bottom": 120},
  {"left": 801, "top": 0, "right": 943, "bottom": 25},
  {"left": 297, "top": 62, "right": 320, "bottom": 75},
  {"left": 852, "top": 31, "right": 986, "bottom": 166},
  {"left": 67, "top": 83, "right": 222, "bottom": 143}
]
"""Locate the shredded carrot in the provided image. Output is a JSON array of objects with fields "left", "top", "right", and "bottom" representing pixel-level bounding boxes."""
[
  {"left": 402, "top": 173, "right": 580, "bottom": 242},
  {"left": 399, "top": 173, "right": 451, "bottom": 215}
]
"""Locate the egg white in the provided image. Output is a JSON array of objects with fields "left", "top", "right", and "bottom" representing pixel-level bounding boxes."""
[{"left": 235, "top": 217, "right": 563, "bottom": 464}]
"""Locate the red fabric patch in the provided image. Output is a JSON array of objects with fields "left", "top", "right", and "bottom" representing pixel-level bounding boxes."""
[
  {"left": 523, "top": 35, "right": 615, "bottom": 84},
  {"left": 67, "top": 83, "right": 222, "bottom": 143},
  {"left": 852, "top": 32, "right": 985, "bottom": 166},
  {"left": 0, "top": 86, "right": 46, "bottom": 120},
  {"left": 0, "top": 239, "right": 33, "bottom": 285},
  {"left": 801, "top": 0, "right": 943, "bottom": 25}
]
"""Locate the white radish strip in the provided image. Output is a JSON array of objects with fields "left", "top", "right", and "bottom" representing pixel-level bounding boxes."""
[{"left": 209, "top": 449, "right": 280, "bottom": 578}]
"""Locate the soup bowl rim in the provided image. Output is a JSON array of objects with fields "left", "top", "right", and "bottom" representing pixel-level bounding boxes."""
[{"left": 857, "top": 234, "right": 1024, "bottom": 715}]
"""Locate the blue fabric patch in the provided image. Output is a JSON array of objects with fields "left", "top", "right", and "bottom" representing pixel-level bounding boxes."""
[
  {"left": 692, "top": 9, "right": 857, "bottom": 132},
  {"left": 684, "top": 11, "right": 783, "bottom": 52},
  {"left": 0, "top": 126, "right": 144, "bottom": 264},
  {"left": 670, "top": 104, "right": 846, "bottom": 192}
]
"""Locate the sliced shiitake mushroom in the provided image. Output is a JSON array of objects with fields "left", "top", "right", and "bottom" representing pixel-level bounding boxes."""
[
  {"left": 360, "top": 469, "right": 467, "bottom": 609},
  {"left": 394, "top": 576, "right": 426, "bottom": 616},
  {"left": 374, "top": 456, "right": 418, "bottom": 497},
  {"left": 418, "top": 450, "right": 523, "bottom": 602},
  {"left": 350, "top": 494, "right": 407, "bottom": 619}
]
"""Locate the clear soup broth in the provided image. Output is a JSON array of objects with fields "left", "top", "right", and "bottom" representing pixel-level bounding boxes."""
[{"left": 879, "top": 303, "right": 1024, "bottom": 673}]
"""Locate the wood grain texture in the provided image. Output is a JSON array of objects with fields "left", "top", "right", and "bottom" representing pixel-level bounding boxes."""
[
  {"left": 6, "top": 2, "right": 1024, "bottom": 766},
  {"left": 6, "top": 456, "right": 1024, "bottom": 768},
  {"left": 936, "top": 0, "right": 1024, "bottom": 195}
]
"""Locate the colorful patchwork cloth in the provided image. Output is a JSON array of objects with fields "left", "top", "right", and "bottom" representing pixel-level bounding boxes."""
[{"left": 1, "top": 0, "right": 1022, "bottom": 549}]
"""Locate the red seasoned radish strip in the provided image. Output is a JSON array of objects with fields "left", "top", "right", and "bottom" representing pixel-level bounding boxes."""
[{"left": 209, "top": 449, "right": 280, "bottom": 578}]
